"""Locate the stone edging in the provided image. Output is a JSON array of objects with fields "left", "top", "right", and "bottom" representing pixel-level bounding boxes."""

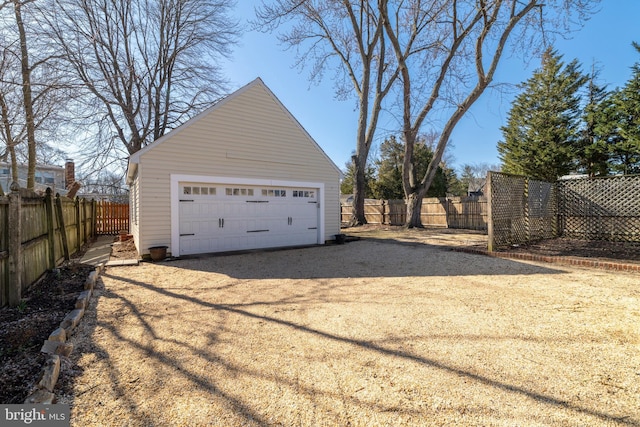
[
  {"left": 451, "top": 247, "right": 640, "bottom": 272},
  {"left": 23, "top": 263, "right": 105, "bottom": 404}
]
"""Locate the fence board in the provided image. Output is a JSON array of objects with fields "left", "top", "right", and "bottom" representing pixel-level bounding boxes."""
[
  {"left": 447, "top": 197, "right": 488, "bottom": 230},
  {"left": 340, "top": 197, "right": 487, "bottom": 230},
  {"left": 0, "top": 188, "right": 97, "bottom": 307},
  {"left": 96, "top": 201, "right": 129, "bottom": 235},
  {"left": 420, "top": 199, "right": 448, "bottom": 227}
]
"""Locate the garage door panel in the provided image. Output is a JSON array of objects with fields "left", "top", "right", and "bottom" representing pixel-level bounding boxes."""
[{"left": 179, "top": 182, "right": 319, "bottom": 255}]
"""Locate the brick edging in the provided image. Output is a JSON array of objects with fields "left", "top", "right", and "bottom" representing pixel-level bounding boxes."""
[
  {"left": 451, "top": 247, "right": 640, "bottom": 272},
  {"left": 23, "top": 263, "right": 105, "bottom": 404}
]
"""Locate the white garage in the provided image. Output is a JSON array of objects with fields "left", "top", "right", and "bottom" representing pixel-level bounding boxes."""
[{"left": 126, "top": 78, "right": 341, "bottom": 258}]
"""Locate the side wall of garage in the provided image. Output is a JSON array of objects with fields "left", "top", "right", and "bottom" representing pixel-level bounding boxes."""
[{"left": 131, "top": 79, "right": 340, "bottom": 256}]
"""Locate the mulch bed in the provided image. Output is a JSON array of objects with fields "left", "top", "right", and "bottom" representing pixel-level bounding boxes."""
[
  {"left": 0, "top": 237, "right": 139, "bottom": 404},
  {"left": 0, "top": 264, "right": 94, "bottom": 403},
  {"left": 498, "top": 238, "right": 640, "bottom": 264}
]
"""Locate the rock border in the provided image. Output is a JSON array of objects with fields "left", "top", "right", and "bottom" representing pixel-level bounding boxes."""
[{"left": 23, "top": 263, "right": 105, "bottom": 404}]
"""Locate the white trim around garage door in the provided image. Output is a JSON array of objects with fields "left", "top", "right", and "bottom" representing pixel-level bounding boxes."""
[{"left": 170, "top": 174, "right": 325, "bottom": 256}]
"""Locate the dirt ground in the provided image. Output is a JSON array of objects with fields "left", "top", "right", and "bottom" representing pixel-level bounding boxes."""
[
  {"left": 56, "top": 229, "right": 639, "bottom": 426},
  {"left": 0, "top": 262, "right": 94, "bottom": 404}
]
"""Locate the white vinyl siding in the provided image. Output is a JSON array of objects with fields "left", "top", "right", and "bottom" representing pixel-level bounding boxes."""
[{"left": 131, "top": 79, "right": 340, "bottom": 256}]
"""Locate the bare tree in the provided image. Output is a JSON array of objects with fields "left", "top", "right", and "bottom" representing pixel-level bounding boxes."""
[
  {"left": 255, "top": 0, "right": 400, "bottom": 226},
  {"left": 0, "top": 0, "right": 67, "bottom": 190},
  {"left": 0, "top": 0, "right": 39, "bottom": 189},
  {"left": 379, "top": 0, "right": 598, "bottom": 227},
  {"left": 43, "top": 0, "right": 238, "bottom": 170},
  {"left": 0, "top": 38, "right": 22, "bottom": 192}
]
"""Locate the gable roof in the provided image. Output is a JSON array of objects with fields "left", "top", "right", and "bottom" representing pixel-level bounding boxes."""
[{"left": 127, "top": 78, "right": 340, "bottom": 183}]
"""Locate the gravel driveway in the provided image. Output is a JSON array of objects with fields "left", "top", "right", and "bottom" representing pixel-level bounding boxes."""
[{"left": 61, "top": 232, "right": 640, "bottom": 426}]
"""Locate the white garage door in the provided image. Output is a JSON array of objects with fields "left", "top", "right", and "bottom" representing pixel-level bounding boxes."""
[{"left": 178, "top": 182, "right": 319, "bottom": 255}]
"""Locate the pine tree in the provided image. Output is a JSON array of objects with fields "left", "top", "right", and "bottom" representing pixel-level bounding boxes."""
[
  {"left": 498, "top": 48, "right": 587, "bottom": 181},
  {"left": 372, "top": 136, "right": 404, "bottom": 199},
  {"left": 609, "top": 42, "right": 640, "bottom": 174},
  {"left": 340, "top": 156, "right": 376, "bottom": 197},
  {"left": 373, "top": 134, "right": 449, "bottom": 199},
  {"left": 577, "top": 69, "right": 611, "bottom": 176}
]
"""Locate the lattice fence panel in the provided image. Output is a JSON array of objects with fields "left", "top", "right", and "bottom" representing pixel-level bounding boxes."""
[
  {"left": 489, "top": 172, "right": 527, "bottom": 248},
  {"left": 558, "top": 175, "right": 640, "bottom": 242},
  {"left": 489, "top": 172, "right": 558, "bottom": 250},
  {"left": 528, "top": 179, "right": 557, "bottom": 241}
]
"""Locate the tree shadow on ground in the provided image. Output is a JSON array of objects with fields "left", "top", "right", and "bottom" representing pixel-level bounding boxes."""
[
  {"left": 169, "top": 239, "right": 565, "bottom": 280},
  {"left": 79, "top": 271, "right": 639, "bottom": 427}
]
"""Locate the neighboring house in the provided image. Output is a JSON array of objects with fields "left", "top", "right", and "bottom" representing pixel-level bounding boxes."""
[
  {"left": 0, "top": 161, "right": 73, "bottom": 195},
  {"left": 468, "top": 177, "right": 486, "bottom": 197},
  {"left": 126, "top": 78, "right": 341, "bottom": 257},
  {"left": 340, "top": 194, "right": 354, "bottom": 204}
]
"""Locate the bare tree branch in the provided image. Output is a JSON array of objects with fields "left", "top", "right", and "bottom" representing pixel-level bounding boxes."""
[
  {"left": 41, "top": 0, "right": 238, "bottom": 163},
  {"left": 380, "top": 0, "right": 597, "bottom": 227},
  {"left": 255, "top": 0, "right": 400, "bottom": 225}
]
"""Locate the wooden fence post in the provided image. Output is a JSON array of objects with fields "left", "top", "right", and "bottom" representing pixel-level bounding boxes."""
[
  {"left": 91, "top": 199, "right": 96, "bottom": 238},
  {"left": 486, "top": 172, "right": 494, "bottom": 252},
  {"left": 75, "top": 197, "right": 81, "bottom": 251},
  {"left": 383, "top": 200, "right": 389, "bottom": 225},
  {"left": 7, "top": 182, "right": 22, "bottom": 306},
  {"left": 44, "top": 188, "right": 56, "bottom": 269},
  {"left": 55, "top": 193, "right": 70, "bottom": 260}
]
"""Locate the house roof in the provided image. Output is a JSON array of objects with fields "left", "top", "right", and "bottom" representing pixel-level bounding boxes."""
[
  {"left": 127, "top": 77, "right": 340, "bottom": 184},
  {"left": 0, "top": 161, "right": 65, "bottom": 172},
  {"left": 468, "top": 177, "right": 486, "bottom": 194}
]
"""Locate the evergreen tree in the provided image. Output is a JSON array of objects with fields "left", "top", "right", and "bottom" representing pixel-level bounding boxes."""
[
  {"left": 444, "top": 168, "right": 464, "bottom": 197},
  {"left": 372, "top": 136, "right": 404, "bottom": 199},
  {"left": 373, "top": 134, "right": 449, "bottom": 199},
  {"left": 340, "top": 156, "right": 376, "bottom": 197},
  {"left": 498, "top": 48, "right": 588, "bottom": 181},
  {"left": 577, "top": 69, "right": 611, "bottom": 176},
  {"left": 609, "top": 42, "right": 640, "bottom": 174},
  {"left": 450, "top": 163, "right": 500, "bottom": 197}
]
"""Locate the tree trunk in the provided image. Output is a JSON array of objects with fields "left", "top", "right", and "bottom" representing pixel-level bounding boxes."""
[
  {"left": 9, "top": 145, "right": 18, "bottom": 184},
  {"left": 14, "top": 0, "right": 37, "bottom": 190},
  {"left": 349, "top": 156, "right": 367, "bottom": 226},
  {"left": 405, "top": 192, "right": 423, "bottom": 228}
]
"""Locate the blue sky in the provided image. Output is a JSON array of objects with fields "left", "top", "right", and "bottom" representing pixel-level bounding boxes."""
[{"left": 221, "top": 1, "right": 640, "bottom": 173}]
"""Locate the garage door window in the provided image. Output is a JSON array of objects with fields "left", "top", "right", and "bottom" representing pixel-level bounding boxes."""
[
  {"left": 293, "top": 190, "right": 315, "bottom": 198},
  {"left": 261, "top": 189, "right": 287, "bottom": 197},
  {"left": 183, "top": 186, "right": 217, "bottom": 196},
  {"left": 225, "top": 188, "right": 254, "bottom": 196}
]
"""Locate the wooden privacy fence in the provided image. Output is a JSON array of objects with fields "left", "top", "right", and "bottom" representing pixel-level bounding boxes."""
[
  {"left": 340, "top": 197, "right": 487, "bottom": 230},
  {"left": 1, "top": 187, "right": 96, "bottom": 307},
  {"left": 96, "top": 201, "right": 130, "bottom": 234}
]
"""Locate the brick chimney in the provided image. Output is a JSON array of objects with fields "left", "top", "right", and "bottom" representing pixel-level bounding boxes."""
[{"left": 65, "top": 159, "right": 75, "bottom": 190}]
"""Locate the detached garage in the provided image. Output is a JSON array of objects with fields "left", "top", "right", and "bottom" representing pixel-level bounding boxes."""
[{"left": 126, "top": 78, "right": 341, "bottom": 258}]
